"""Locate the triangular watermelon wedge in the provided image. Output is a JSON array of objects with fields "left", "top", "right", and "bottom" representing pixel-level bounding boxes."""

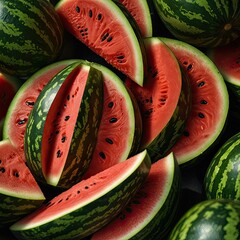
[
  {"left": 91, "top": 152, "right": 181, "bottom": 239},
  {"left": 55, "top": 0, "right": 147, "bottom": 86},
  {"left": 10, "top": 150, "right": 151, "bottom": 239},
  {"left": 0, "top": 140, "right": 45, "bottom": 227}
]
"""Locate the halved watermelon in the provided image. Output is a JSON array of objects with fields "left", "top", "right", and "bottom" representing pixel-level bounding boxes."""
[
  {"left": 3, "top": 59, "right": 77, "bottom": 159},
  {"left": 161, "top": 37, "right": 229, "bottom": 165},
  {"left": 91, "top": 152, "right": 181, "bottom": 240},
  {"left": 126, "top": 37, "right": 191, "bottom": 162},
  {"left": 118, "top": 0, "right": 153, "bottom": 37},
  {"left": 55, "top": 0, "right": 147, "bottom": 86},
  {"left": 10, "top": 150, "right": 151, "bottom": 240},
  {"left": 0, "top": 139, "right": 45, "bottom": 227}
]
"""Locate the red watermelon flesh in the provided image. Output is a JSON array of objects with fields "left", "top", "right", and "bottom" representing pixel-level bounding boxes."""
[
  {"left": 161, "top": 38, "right": 229, "bottom": 165},
  {"left": 125, "top": 37, "right": 182, "bottom": 149},
  {"left": 91, "top": 152, "right": 179, "bottom": 239},
  {"left": 3, "top": 60, "right": 76, "bottom": 159},
  {"left": 118, "top": 0, "right": 152, "bottom": 37},
  {"left": 55, "top": 0, "right": 146, "bottom": 86}
]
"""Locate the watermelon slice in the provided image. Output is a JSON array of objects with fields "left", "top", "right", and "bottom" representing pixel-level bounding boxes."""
[
  {"left": 118, "top": 0, "right": 153, "bottom": 37},
  {"left": 126, "top": 37, "right": 191, "bottom": 162},
  {"left": 55, "top": 0, "right": 147, "bottom": 86},
  {"left": 0, "top": 139, "right": 45, "bottom": 227},
  {"left": 3, "top": 59, "right": 77, "bottom": 160},
  {"left": 82, "top": 61, "right": 142, "bottom": 179},
  {"left": 91, "top": 152, "right": 181, "bottom": 240},
  {"left": 10, "top": 150, "right": 151, "bottom": 240},
  {"left": 161, "top": 37, "right": 229, "bottom": 165}
]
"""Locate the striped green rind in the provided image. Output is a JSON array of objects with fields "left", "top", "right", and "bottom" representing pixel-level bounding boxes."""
[
  {"left": 153, "top": 0, "right": 240, "bottom": 47},
  {"left": 10, "top": 150, "right": 151, "bottom": 240},
  {"left": 0, "top": 0, "right": 64, "bottom": 76},
  {"left": 24, "top": 62, "right": 104, "bottom": 188},
  {"left": 204, "top": 132, "right": 240, "bottom": 201},
  {"left": 169, "top": 199, "right": 240, "bottom": 240},
  {"left": 146, "top": 67, "right": 191, "bottom": 162}
]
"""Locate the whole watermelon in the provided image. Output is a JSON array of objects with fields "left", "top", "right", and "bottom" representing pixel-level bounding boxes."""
[
  {"left": 0, "top": 0, "right": 64, "bottom": 77},
  {"left": 153, "top": 0, "right": 240, "bottom": 47}
]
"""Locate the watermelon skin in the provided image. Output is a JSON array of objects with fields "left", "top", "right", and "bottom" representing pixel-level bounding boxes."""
[
  {"left": 161, "top": 37, "right": 229, "bottom": 166},
  {"left": 126, "top": 37, "right": 191, "bottom": 162},
  {"left": 25, "top": 62, "right": 103, "bottom": 188},
  {"left": 91, "top": 152, "right": 181, "bottom": 240},
  {"left": 204, "top": 131, "right": 240, "bottom": 201},
  {"left": 55, "top": 0, "right": 147, "bottom": 86},
  {"left": 153, "top": 0, "right": 240, "bottom": 47},
  {"left": 118, "top": 0, "right": 153, "bottom": 37},
  {"left": 10, "top": 150, "right": 151, "bottom": 240},
  {"left": 0, "top": 0, "right": 64, "bottom": 77},
  {"left": 168, "top": 199, "right": 240, "bottom": 240},
  {"left": 0, "top": 140, "right": 45, "bottom": 227}
]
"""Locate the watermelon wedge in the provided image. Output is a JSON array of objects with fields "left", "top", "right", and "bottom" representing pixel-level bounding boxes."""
[
  {"left": 161, "top": 37, "right": 229, "bottom": 165},
  {"left": 0, "top": 140, "right": 45, "bottom": 227},
  {"left": 126, "top": 37, "right": 191, "bottom": 162},
  {"left": 10, "top": 150, "right": 151, "bottom": 240},
  {"left": 118, "top": 0, "right": 153, "bottom": 37},
  {"left": 91, "top": 152, "right": 181, "bottom": 240},
  {"left": 55, "top": 0, "right": 147, "bottom": 86}
]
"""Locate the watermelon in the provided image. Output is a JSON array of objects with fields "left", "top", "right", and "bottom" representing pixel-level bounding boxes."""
[
  {"left": 161, "top": 37, "right": 229, "bottom": 166},
  {"left": 208, "top": 38, "right": 240, "bottom": 119},
  {"left": 82, "top": 61, "right": 142, "bottom": 179},
  {"left": 204, "top": 131, "right": 240, "bottom": 201},
  {"left": 153, "top": 0, "right": 240, "bottom": 47},
  {"left": 126, "top": 37, "right": 191, "bottom": 162},
  {"left": 168, "top": 199, "right": 240, "bottom": 240},
  {"left": 118, "top": 0, "right": 153, "bottom": 37},
  {"left": 10, "top": 150, "right": 151, "bottom": 240},
  {"left": 3, "top": 59, "right": 77, "bottom": 160},
  {"left": 55, "top": 0, "right": 147, "bottom": 86},
  {"left": 0, "top": 139, "right": 45, "bottom": 227},
  {"left": 91, "top": 152, "right": 181, "bottom": 240},
  {"left": 25, "top": 62, "right": 103, "bottom": 188},
  {"left": 0, "top": 0, "right": 64, "bottom": 77}
]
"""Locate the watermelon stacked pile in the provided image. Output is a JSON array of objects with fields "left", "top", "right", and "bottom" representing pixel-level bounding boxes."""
[{"left": 0, "top": 0, "right": 240, "bottom": 239}]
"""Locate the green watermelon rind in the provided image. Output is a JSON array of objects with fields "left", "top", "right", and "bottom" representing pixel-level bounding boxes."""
[
  {"left": 10, "top": 150, "right": 151, "bottom": 240},
  {"left": 204, "top": 131, "right": 240, "bottom": 201},
  {"left": 161, "top": 37, "right": 229, "bottom": 165},
  {"left": 168, "top": 199, "right": 240, "bottom": 240}
]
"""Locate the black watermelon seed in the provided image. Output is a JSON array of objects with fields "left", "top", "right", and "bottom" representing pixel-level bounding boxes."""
[
  {"left": 25, "top": 101, "right": 34, "bottom": 106},
  {"left": 0, "top": 160, "right": 2, "bottom": 164},
  {"left": 65, "top": 116, "right": 70, "bottom": 121},
  {"left": 97, "top": 13, "right": 102, "bottom": 20},
  {"left": 61, "top": 136, "right": 66, "bottom": 143},
  {"left": 200, "top": 100, "right": 208, "bottom": 104},
  {"left": 108, "top": 101, "right": 114, "bottom": 108},
  {"left": 107, "top": 36, "right": 113, "bottom": 42},
  {"left": 101, "top": 32, "right": 109, "bottom": 41},
  {"left": 198, "top": 81, "right": 205, "bottom": 87},
  {"left": 76, "top": 6, "right": 80, "bottom": 13},
  {"left": 57, "top": 150, "right": 62, "bottom": 158},
  {"left": 13, "top": 171, "right": 19, "bottom": 177},
  {"left": 77, "top": 190, "right": 80, "bottom": 194},
  {"left": 198, "top": 112, "right": 205, "bottom": 118},
  {"left": 55, "top": 130, "right": 59, "bottom": 134},
  {"left": 109, "top": 117, "right": 117, "bottom": 123},
  {"left": 99, "top": 152, "right": 106, "bottom": 159},
  {"left": 183, "top": 131, "right": 190, "bottom": 137},
  {"left": 89, "top": 9, "right": 93, "bottom": 17},
  {"left": 187, "top": 64, "right": 193, "bottom": 71},
  {"left": 85, "top": 186, "right": 89, "bottom": 189},
  {"left": 0, "top": 167, "right": 5, "bottom": 173},
  {"left": 58, "top": 199, "right": 63, "bottom": 203},
  {"left": 18, "top": 119, "right": 27, "bottom": 125},
  {"left": 67, "top": 95, "right": 70, "bottom": 101},
  {"left": 152, "top": 71, "right": 158, "bottom": 78},
  {"left": 105, "top": 138, "right": 113, "bottom": 144}
]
